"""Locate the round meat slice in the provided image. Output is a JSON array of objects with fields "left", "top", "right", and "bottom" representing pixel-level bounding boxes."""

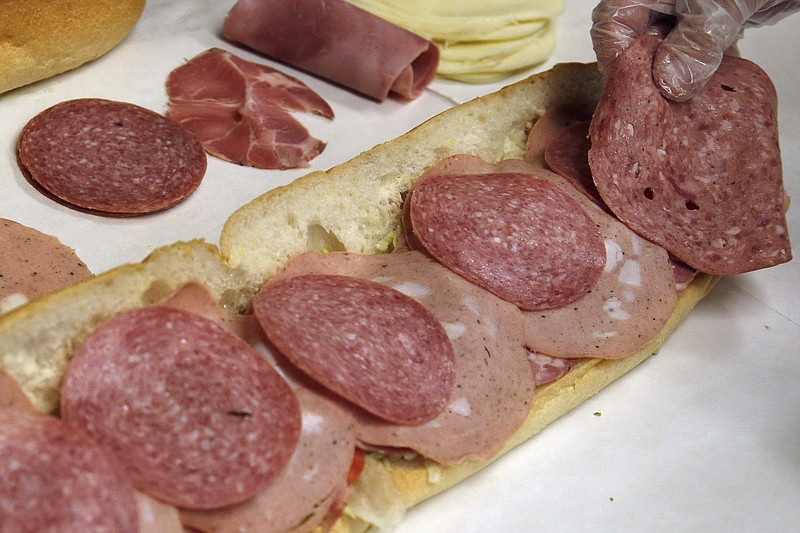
[
  {"left": 17, "top": 98, "right": 207, "bottom": 216},
  {"left": 60, "top": 306, "right": 302, "bottom": 510},
  {"left": 0, "top": 407, "right": 139, "bottom": 533},
  {"left": 408, "top": 172, "right": 606, "bottom": 311},
  {"left": 252, "top": 274, "right": 456, "bottom": 425},
  {"left": 588, "top": 33, "right": 790, "bottom": 274}
]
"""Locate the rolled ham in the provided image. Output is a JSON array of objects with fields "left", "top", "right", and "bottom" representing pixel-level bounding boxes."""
[{"left": 223, "top": 0, "right": 439, "bottom": 101}]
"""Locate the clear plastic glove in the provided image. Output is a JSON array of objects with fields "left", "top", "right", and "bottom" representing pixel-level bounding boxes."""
[{"left": 591, "top": 0, "right": 800, "bottom": 101}]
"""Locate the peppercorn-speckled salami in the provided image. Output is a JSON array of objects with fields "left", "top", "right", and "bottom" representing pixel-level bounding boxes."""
[
  {"left": 588, "top": 33, "right": 791, "bottom": 275},
  {"left": 408, "top": 166, "right": 606, "bottom": 311},
  {"left": 0, "top": 407, "right": 139, "bottom": 533},
  {"left": 415, "top": 155, "right": 678, "bottom": 360},
  {"left": 270, "top": 250, "right": 534, "bottom": 465},
  {"left": 253, "top": 274, "right": 456, "bottom": 426},
  {"left": 60, "top": 306, "right": 302, "bottom": 510},
  {"left": 17, "top": 98, "right": 207, "bottom": 216}
]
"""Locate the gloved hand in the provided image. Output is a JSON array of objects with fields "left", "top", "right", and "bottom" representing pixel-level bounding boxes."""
[{"left": 590, "top": 0, "right": 800, "bottom": 101}]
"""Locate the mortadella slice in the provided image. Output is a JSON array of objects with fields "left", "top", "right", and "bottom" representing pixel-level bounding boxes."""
[
  {"left": 271, "top": 250, "right": 535, "bottom": 465},
  {"left": 167, "top": 48, "right": 333, "bottom": 169},
  {"left": 60, "top": 306, "right": 302, "bottom": 510},
  {"left": 588, "top": 33, "right": 791, "bottom": 275},
  {"left": 223, "top": 0, "right": 439, "bottom": 101}
]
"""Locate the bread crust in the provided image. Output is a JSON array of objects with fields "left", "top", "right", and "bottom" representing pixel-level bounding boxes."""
[
  {"left": 0, "top": 0, "right": 145, "bottom": 94},
  {"left": 0, "top": 62, "right": 720, "bottom": 531}
]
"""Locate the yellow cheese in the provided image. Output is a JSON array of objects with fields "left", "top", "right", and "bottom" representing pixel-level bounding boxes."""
[{"left": 346, "top": 0, "right": 565, "bottom": 83}]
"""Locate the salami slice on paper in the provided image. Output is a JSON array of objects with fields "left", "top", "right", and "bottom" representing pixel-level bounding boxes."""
[
  {"left": 589, "top": 33, "right": 791, "bottom": 275},
  {"left": 253, "top": 274, "right": 456, "bottom": 425},
  {"left": 1, "top": 218, "right": 92, "bottom": 315},
  {"left": 60, "top": 306, "right": 302, "bottom": 510},
  {"left": 408, "top": 169, "right": 606, "bottom": 311},
  {"left": 0, "top": 408, "right": 139, "bottom": 533},
  {"left": 17, "top": 98, "right": 207, "bottom": 216}
]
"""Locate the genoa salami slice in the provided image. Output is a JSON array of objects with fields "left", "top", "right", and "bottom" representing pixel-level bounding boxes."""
[
  {"left": 269, "top": 250, "right": 534, "bottom": 465},
  {"left": 408, "top": 167, "right": 606, "bottom": 311},
  {"left": 17, "top": 98, "right": 207, "bottom": 216},
  {"left": 0, "top": 408, "right": 139, "bottom": 533},
  {"left": 60, "top": 306, "right": 302, "bottom": 510},
  {"left": 252, "top": 274, "right": 456, "bottom": 426},
  {"left": 588, "top": 33, "right": 791, "bottom": 275}
]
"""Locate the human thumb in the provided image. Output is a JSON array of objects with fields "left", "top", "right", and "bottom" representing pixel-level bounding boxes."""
[{"left": 653, "top": 0, "right": 749, "bottom": 101}]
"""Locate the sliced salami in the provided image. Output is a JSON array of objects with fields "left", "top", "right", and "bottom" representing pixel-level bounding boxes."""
[
  {"left": 180, "top": 387, "right": 356, "bottom": 533},
  {"left": 60, "top": 306, "right": 302, "bottom": 510},
  {"left": 17, "top": 99, "right": 207, "bottom": 216},
  {"left": 0, "top": 369, "right": 34, "bottom": 410},
  {"left": 269, "top": 250, "right": 535, "bottom": 465},
  {"left": 588, "top": 33, "right": 791, "bottom": 275},
  {"left": 408, "top": 163, "right": 606, "bottom": 311},
  {"left": 252, "top": 274, "right": 456, "bottom": 426},
  {"left": 0, "top": 407, "right": 139, "bottom": 533}
]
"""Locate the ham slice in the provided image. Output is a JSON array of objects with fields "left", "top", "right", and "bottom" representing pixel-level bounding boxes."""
[
  {"left": 167, "top": 48, "right": 333, "bottom": 169},
  {"left": 223, "top": 0, "right": 439, "bottom": 101},
  {"left": 271, "top": 250, "right": 535, "bottom": 465}
]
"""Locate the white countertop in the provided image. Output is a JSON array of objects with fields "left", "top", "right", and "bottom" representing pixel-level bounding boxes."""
[{"left": 1, "top": 1, "right": 798, "bottom": 531}]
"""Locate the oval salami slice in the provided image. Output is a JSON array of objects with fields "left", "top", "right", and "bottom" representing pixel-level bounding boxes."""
[
  {"left": 0, "top": 407, "right": 139, "bottom": 533},
  {"left": 17, "top": 98, "right": 207, "bottom": 216},
  {"left": 588, "top": 33, "right": 791, "bottom": 275},
  {"left": 60, "top": 306, "right": 302, "bottom": 510},
  {"left": 408, "top": 171, "right": 606, "bottom": 311},
  {"left": 252, "top": 274, "right": 456, "bottom": 425},
  {"left": 269, "top": 250, "right": 535, "bottom": 465}
]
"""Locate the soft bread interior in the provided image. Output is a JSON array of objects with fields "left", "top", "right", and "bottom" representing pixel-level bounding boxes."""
[
  {"left": 0, "top": 62, "right": 719, "bottom": 531},
  {"left": 220, "top": 62, "right": 605, "bottom": 284},
  {"left": 0, "top": 0, "right": 145, "bottom": 95}
]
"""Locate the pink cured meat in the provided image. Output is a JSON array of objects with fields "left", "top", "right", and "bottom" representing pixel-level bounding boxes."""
[
  {"left": 528, "top": 351, "right": 580, "bottom": 386},
  {"left": 161, "top": 282, "right": 357, "bottom": 533},
  {"left": 415, "top": 155, "right": 678, "bottom": 359},
  {"left": 0, "top": 408, "right": 139, "bottom": 533},
  {"left": 270, "top": 250, "right": 535, "bottom": 465},
  {"left": 408, "top": 165, "right": 606, "bottom": 311},
  {"left": 167, "top": 48, "right": 333, "bottom": 169},
  {"left": 60, "top": 306, "right": 302, "bottom": 510},
  {"left": 180, "top": 388, "right": 356, "bottom": 533},
  {"left": 588, "top": 33, "right": 791, "bottom": 275},
  {"left": 17, "top": 99, "right": 206, "bottom": 216},
  {"left": 223, "top": 0, "right": 439, "bottom": 101},
  {"left": 253, "top": 274, "right": 456, "bottom": 426}
]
